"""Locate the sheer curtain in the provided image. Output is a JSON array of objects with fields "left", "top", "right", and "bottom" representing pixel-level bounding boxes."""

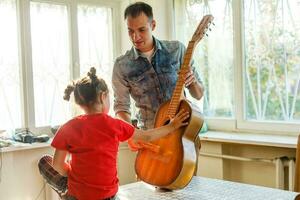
[
  {"left": 77, "top": 4, "right": 114, "bottom": 114},
  {"left": 0, "top": 0, "right": 22, "bottom": 130},
  {"left": 0, "top": 0, "right": 116, "bottom": 131},
  {"left": 30, "top": 2, "right": 71, "bottom": 127},
  {"left": 175, "top": 0, "right": 234, "bottom": 118}
]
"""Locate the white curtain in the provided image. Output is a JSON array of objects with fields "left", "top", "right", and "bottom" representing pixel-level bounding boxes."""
[
  {"left": 0, "top": 0, "right": 22, "bottom": 130},
  {"left": 78, "top": 4, "right": 114, "bottom": 114},
  {"left": 30, "top": 2, "right": 71, "bottom": 127},
  {"left": 175, "top": 0, "right": 234, "bottom": 118}
]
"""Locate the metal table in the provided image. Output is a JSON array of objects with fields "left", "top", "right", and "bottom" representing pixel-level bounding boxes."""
[{"left": 118, "top": 176, "right": 300, "bottom": 200}]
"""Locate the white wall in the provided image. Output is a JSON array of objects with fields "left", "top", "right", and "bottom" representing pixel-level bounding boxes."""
[
  {"left": 0, "top": 147, "right": 54, "bottom": 200},
  {"left": 0, "top": 144, "right": 137, "bottom": 200},
  {"left": 1, "top": 140, "right": 296, "bottom": 200},
  {"left": 198, "top": 141, "right": 296, "bottom": 189}
]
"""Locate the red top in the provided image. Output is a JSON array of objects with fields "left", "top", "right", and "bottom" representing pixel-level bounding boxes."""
[{"left": 51, "top": 113, "right": 134, "bottom": 200}]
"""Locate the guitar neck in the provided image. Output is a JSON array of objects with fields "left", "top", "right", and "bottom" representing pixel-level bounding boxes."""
[
  {"left": 167, "top": 41, "right": 196, "bottom": 118},
  {"left": 165, "top": 14, "right": 214, "bottom": 118}
]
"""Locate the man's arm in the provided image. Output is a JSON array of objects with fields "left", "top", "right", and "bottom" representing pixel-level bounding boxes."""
[
  {"left": 185, "top": 69, "right": 204, "bottom": 100},
  {"left": 112, "top": 59, "right": 132, "bottom": 121},
  {"left": 178, "top": 41, "right": 204, "bottom": 100}
]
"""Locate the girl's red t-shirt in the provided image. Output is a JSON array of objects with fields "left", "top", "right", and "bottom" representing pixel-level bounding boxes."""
[{"left": 51, "top": 113, "right": 134, "bottom": 200}]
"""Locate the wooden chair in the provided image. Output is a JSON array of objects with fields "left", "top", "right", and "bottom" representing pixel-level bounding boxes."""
[{"left": 294, "top": 134, "right": 300, "bottom": 192}]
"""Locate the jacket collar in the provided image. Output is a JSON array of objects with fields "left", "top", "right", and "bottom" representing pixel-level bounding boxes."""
[{"left": 130, "top": 37, "right": 162, "bottom": 60}]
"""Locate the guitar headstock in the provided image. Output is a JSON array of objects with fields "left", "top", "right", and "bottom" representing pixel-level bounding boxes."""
[{"left": 191, "top": 14, "right": 214, "bottom": 44}]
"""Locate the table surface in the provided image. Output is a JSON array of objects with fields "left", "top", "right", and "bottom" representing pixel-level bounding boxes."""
[{"left": 118, "top": 176, "right": 300, "bottom": 200}]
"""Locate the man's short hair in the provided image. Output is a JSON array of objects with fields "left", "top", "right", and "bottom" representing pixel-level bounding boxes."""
[{"left": 124, "top": 2, "right": 153, "bottom": 21}]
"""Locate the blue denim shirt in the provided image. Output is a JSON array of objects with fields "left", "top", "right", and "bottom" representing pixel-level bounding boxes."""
[{"left": 112, "top": 37, "right": 201, "bottom": 129}]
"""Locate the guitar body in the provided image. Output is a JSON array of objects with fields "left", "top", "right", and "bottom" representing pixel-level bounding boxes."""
[
  {"left": 135, "top": 99, "right": 204, "bottom": 189},
  {"left": 134, "top": 14, "right": 213, "bottom": 190}
]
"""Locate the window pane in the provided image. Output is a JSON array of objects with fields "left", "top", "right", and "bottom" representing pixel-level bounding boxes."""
[
  {"left": 244, "top": 0, "right": 300, "bottom": 122},
  {"left": 78, "top": 5, "right": 114, "bottom": 113},
  {"left": 30, "top": 2, "right": 71, "bottom": 126},
  {"left": 0, "top": 0, "right": 22, "bottom": 130},
  {"left": 175, "top": 0, "right": 234, "bottom": 118}
]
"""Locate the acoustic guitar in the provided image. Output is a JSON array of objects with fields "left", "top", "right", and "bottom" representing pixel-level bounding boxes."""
[{"left": 135, "top": 15, "right": 214, "bottom": 190}]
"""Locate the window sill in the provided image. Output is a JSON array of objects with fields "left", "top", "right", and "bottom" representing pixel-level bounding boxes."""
[
  {"left": 0, "top": 140, "right": 52, "bottom": 153},
  {"left": 200, "top": 131, "right": 298, "bottom": 149},
  {"left": 0, "top": 139, "right": 130, "bottom": 153},
  {"left": 2, "top": 131, "right": 297, "bottom": 153}
]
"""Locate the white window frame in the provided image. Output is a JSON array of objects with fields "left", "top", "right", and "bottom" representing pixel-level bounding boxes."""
[
  {"left": 172, "top": 0, "right": 300, "bottom": 135},
  {"left": 13, "top": 0, "right": 121, "bottom": 131},
  {"left": 235, "top": 0, "right": 300, "bottom": 135}
]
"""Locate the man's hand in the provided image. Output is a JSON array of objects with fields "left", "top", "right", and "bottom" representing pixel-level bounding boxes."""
[
  {"left": 185, "top": 68, "right": 197, "bottom": 88},
  {"left": 181, "top": 67, "right": 204, "bottom": 100}
]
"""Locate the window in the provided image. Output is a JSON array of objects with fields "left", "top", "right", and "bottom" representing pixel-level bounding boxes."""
[
  {"left": 174, "top": 0, "right": 234, "bottom": 119},
  {"left": 0, "top": 0, "right": 119, "bottom": 131},
  {"left": 77, "top": 4, "right": 114, "bottom": 114},
  {"left": 174, "top": 0, "right": 300, "bottom": 133},
  {"left": 30, "top": 2, "right": 71, "bottom": 127},
  {"left": 244, "top": 0, "right": 300, "bottom": 122},
  {"left": 0, "top": 0, "right": 22, "bottom": 130}
]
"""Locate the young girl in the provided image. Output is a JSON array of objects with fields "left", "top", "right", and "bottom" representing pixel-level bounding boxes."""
[{"left": 38, "top": 67, "right": 189, "bottom": 200}]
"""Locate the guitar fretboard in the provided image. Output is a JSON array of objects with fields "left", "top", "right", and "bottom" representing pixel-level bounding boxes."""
[
  {"left": 164, "top": 14, "right": 213, "bottom": 119},
  {"left": 167, "top": 41, "right": 196, "bottom": 118}
]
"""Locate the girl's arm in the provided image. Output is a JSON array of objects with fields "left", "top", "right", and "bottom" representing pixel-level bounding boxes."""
[
  {"left": 132, "top": 109, "right": 189, "bottom": 142},
  {"left": 52, "top": 149, "right": 71, "bottom": 177}
]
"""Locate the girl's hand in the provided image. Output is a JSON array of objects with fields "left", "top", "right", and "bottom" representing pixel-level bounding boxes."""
[{"left": 169, "top": 109, "right": 190, "bottom": 129}]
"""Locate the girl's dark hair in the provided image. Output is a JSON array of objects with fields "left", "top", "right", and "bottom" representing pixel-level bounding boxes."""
[
  {"left": 63, "top": 67, "right": 108, "bottom": 106},
  {"left": 124, "top": 2, "right": 153, "bottom": 21}
]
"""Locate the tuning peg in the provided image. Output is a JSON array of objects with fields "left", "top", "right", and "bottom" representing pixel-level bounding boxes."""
[
  {"left": 212, "top": 22, "right": 215, "bottom": 26},
  {"left": 206, "top": 33, "right": 208, "bottom": 37},
  {"left": 209, "top": 28, "right": 212, "bottom": 31}
]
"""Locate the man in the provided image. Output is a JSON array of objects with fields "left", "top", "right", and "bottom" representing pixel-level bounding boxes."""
[{"left": 112, "top": 2, "right": 204, "bottom": 130}]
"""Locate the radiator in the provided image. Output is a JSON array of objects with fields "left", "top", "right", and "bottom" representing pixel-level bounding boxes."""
[
  {"left": 276, "top": 156, "right": 296, "bottom": 191},
  {"left": 199, "top": 152, "right": 296, "bottom": 191}
]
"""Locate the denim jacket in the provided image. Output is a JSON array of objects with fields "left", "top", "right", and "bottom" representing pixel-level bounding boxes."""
[{"left": 112, "top": 37, "right": 201, "bottom": 129}]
